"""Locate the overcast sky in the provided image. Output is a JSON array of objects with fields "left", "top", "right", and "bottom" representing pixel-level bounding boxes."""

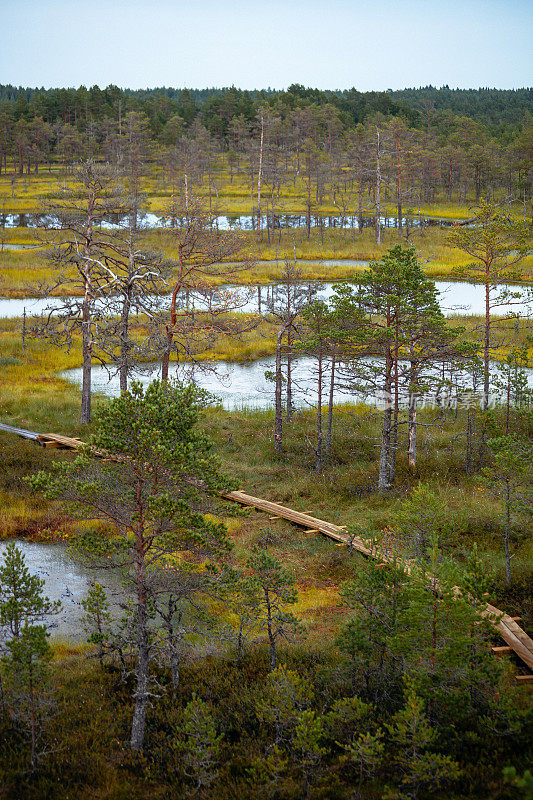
[{"left": 1, "top": 0, "right": 531, "bottom": 91}]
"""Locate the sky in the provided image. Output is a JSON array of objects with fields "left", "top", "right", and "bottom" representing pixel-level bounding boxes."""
[{"left": 1, "top": 0, "right": 532, "bottom": 92}]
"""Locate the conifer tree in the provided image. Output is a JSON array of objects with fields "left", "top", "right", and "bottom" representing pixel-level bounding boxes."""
[
  {"left": 481, "top": 436, "right": 533, "bottom": 584},
  {"left": 292, "top": 709, "right": 326, "bottom": 799},
  {"left": 246, "top": 549, "right": 302, "bottom": 670},
  {"left": 3, "top": 625, "right": 54, "bottom": 773},
  {"left": 29, "top": 379, "right": 234, "bottom": 752},
  {"left": 179, "top": 693, "right": 223, "bottom": 800},
  {"left": 0, "top": 545, "right": 59, "bottom": 773},
  {"left": 337, "top": 559, "right": 407, "bottom": 701},
  {"left": 0, "top": 543, "right": 60, "bottom": 638},
  {"left": 449, "top": 202, "right": 531, "bottom": 411},
  {"left": 332, "top": 245, "right": 460, "bottom": 489},
  {"left": 81, "top": 582, "right": 112, "bottom": 666},
  {"left": 385, "top": 682, "right": 461, "bottom": 799}
]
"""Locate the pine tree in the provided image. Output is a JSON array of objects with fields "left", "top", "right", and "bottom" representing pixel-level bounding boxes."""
[
  {"left": 255, "top": 664, "right": 313, "bottom": 747},
  {"left": 2, "top": 625, "right": 53, "bottom": 773},
  {"left": 0, "top": 543, "right": 60, "bottom": 638},
  {"left": 179, "top": 693, "right": 223, "bottom": 800},
  {"left": 480, "top": 435, "right": 533, "bottom": 585},
  {"left": 292, "top": 709, "right": 326, "bottom": 799},
  {"left": 337, "top": 559, "right": 407, "bottom": 701},
  {"left": 246, "top": 549, "right": 302, "bottom": 670},
  {"left": 449, "top": 202, "right": 531, "bottom": 411},
  {"left": 29, "top": 379, "right": 234, "bottom": 752},
  {"left": 388, "top": 543, "right": 499, "bottom": 723},
  {"left": 394, "top": 482, "right": 454, "bottom": 561},
  {"left": 332, "top": 245, "right": 460, "bottom": 489},
  {"left": 81, "top": 582, "right": 112, "bottom": 666},
  {"left": 385, "top": 682, "right": 461, "bottom": 799},
  {"left": 340, "top": 729, "right": 384, "bottom": 798}
]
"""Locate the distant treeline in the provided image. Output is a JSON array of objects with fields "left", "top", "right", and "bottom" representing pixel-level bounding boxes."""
[{"left": 1, "top": 84, "right": 532, "bottom": 138}]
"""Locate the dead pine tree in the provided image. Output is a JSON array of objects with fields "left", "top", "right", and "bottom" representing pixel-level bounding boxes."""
[
  {"left": 96, "top": 215, "right": 175, "bottom": 394},
  {"left": 33, "top": 160, "right": 123, "bottom": 423},
  {"left": 299, "top": 299, "right": 337, "bottom": 472},
  {"left": 449, "top": 201, "right": 531, "bottom": 412},
  {"left": 159, "top": 192, "right": 255, "bottom": 382}
]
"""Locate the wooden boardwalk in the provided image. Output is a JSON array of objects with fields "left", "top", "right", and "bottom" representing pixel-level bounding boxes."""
[
  {"left": 224, "top": 490, "right": 533, "bottom": 672},
  {"left": 2, "top": 421, "right": 532, "bottom": 674}
]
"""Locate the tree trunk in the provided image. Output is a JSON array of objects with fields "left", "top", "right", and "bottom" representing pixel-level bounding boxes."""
[
  {"left": 130, "top": 584, "right": 150, "bottom": 751},
  {"left": 374, "top": 128, "right": 382, "bottom": 246},
  {"left": 130, "top": 590, "right": 150, "bottom": 752},
  {"left": 274, "top": 328, "right": 284, "bottom": 454},
  {"left": 286, "top": 327, "right": 293, "bottom": 421},
  {"left": 358, "top": 174, "right": 363, "bottom": 234},
  {"left": 316, "top": 345, "right": 323, "bottom": 473},
  {"left": 389, "top": 405, "right": 399, "bottom": 485},
  {"left": 504, "top": 479, "right": 512, "bottom": 585},
  {"left": 80, "top": 278, "right": 92, "bottom": 424},
  {"left": 396, "top": 131, "right": 403, "bottom": 233},
  {"left": 408, "top": 395, "right": 417, "bottom": 468},
  {"left": 257, "top": 114, "right": 264, "bottom": 240},
  {"left": 265, "top": 589, "right": 276, "bottom": 671},
  {"left": 379, "top": 404, "right": 392, "bottom": 491},
  {"left": 130, "top": 483, "right": 150, "bottom": 752},
  {"left": 378, "top": 358, "right": 393, "bottom": 491},
  {"left": 161, "top": 256, "right": 183, "bottom": 382},
  {"left": 29, "top": 672, "right": 37, "bottom": 772},
  {"left": 465, "top": 407, "right": 473, "bottom": 474},
  {"left": 119, "top": 283, "right": 132, "bottom": 394},
  {"left": 388, "top": 325, "right": 400, "bottom": 485},
  {"left": 483, "top": 274, "right": 491, "bottom": 411},
  {"left": 326, "top": 352, "right": 336, "bottom": 457}
]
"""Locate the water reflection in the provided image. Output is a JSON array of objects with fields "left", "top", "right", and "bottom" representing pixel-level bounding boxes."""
[
  {"left": 1, "top": 210, "right": 460, "bottom": 230},
  {"left": 1, "top": 279, "right": 530, "bottom": 320},
  {"left": 61, "top": 355, "right": 533, "bottom": 412}
]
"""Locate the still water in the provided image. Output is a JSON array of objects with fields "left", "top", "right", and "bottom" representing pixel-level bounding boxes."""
[
  {"left": 61, "top": 355, "right": 533, "bottom": 412},
  {"left": 1, "top": 279, "right": 531, "bottom": 320},
  {"left": 1, "top": 211, "right": 456, "bottom": 230},
  {"left": 0, "top": 539, "right": 126, "bottom": 639}
]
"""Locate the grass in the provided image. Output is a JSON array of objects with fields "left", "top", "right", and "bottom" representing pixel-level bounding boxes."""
[{"left": 2, "top": 376, "right": 530, "bottom": 616}]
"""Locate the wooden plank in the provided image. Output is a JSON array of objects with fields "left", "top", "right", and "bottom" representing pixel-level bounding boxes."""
[
  {"left": 223, "top": 491, "right": 377, "bottom": 557},
  {"left": 492, "top": 646, "right": 512, "bottom": 653},
  {"left": 37, "top": 433, "right": 84, "bottom": 450},
  {"left": 516, "top": 675, "right": 533, "bottom": 682},
  {"left": 483, "top": 606, "right": 533, "bottom": 672},
  {"left": 223, "top": 492, "right": 533, "bottom": 672}
]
